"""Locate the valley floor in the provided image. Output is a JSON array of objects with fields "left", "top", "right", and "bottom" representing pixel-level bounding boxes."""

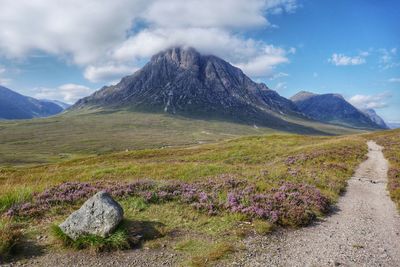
[
  {"left": 1, "top": 129, "right": 399, "bottom": 266},
  {"left": 234, "top": 141, "right": 400, "bottom": 266},
  {"left": 3, "top": 140, "right": 400, "bottom": 267}
]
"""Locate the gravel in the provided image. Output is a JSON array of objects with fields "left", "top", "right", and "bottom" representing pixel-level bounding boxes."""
[
  {"left": 232, "top": 141, "right": 400, "bottom": 267},
  {"left": 3, "top": 249, "right": 181, "bottom": 267}
]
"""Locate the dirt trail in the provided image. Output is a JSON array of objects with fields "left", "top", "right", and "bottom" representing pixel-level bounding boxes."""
[{"left": 236, "top": 141, "right": 400, "bottom": 266}]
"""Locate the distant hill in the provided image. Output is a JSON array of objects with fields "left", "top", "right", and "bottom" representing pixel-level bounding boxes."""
[
  {"left": 40, "top": 99, "right": 71, "bottom": 110},
  {"left": 291, "top": 91, "right": 385, "bottom": 129},
  {"left": 0, "top": 85, "right": 64, "bottom": 120},
  {"left": 72, "top": 47, "right": 325, "bottom": 133},
  {"left": 361, "top": 109, "right": 388, "bottom": 129},
  {"left": 387, "top": 122, "right": 400, "bottom": 129}
]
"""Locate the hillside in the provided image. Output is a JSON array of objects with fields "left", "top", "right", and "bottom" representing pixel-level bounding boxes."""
[
  {"left": 0, "top": 86, "right": 64, "bottom": 120},
  {"left": 291, "top": 91, "right": 385, "bottom": 129},
  {"left": 0, "top": 109, "right": 363, "bottom": 166}
]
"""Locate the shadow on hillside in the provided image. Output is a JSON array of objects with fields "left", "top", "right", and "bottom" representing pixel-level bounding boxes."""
[{"left": 115, "top": 107, "right": 333, "bottom": 136}]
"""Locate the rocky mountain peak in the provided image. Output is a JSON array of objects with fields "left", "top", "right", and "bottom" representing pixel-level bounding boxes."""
[{"left": 151, "top": 47, "right": 201, "bottom": 71}]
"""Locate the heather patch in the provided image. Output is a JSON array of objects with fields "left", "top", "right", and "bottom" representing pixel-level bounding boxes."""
[{"left": 4, "top": 176, "right": 328, "bottom": 227}]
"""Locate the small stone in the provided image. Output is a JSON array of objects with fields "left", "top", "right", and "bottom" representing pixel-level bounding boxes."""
[{"left": 59, "top": 191, "right": 124, "bottom": 240}]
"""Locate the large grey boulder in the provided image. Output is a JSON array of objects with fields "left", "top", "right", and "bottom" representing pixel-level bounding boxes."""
[{"left": 59, "top": 191, "right": 124, "bottom": 240}]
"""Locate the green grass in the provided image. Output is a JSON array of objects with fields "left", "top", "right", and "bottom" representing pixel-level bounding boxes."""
[
  {"left": 51, "top": 223, "right": 131, "bottom": 252},
  {"left": 0, "top": 187, "right": 32, "bottom": 213},
  {"left": 0, "top": 109, "right": 279, "bottom": 166},
  {"left": 0, "top": 134, "right": 367, "bottom": 205},
  {"left": 0, "top": 109, "right": 362, "bottom": 166}
]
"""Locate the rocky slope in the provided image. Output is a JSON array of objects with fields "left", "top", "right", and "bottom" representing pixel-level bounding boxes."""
[
  {"left": 291, "top": 91, "right": 385, "bottom": 129},
  {"left": 72, "top": 47, "right": 310, "bottom": 130},
  {"left": 361, "top": 109, "right": 388, "bottom": 129},
  {"left": 0, "top": 85, "right": 64, "bottom": 120}
]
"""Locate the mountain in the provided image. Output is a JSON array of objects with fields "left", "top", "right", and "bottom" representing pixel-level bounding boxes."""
[
  {"left": 387, "top": 123, "right": 400, "bottom": 129},
  {"left": 290, "top": 91, "right": 385, "bottom": 129},
  {"left": 0, "top": 85, "right": 64, "bottom": 120},
  {"left": 72, "top": 47, "right": 320, "bottom": 132},
  {"left": 40, "top": 99, "right": 71, "bottom": 110},
  {"left": 361, "top": 109, "right": 388, "bottom": 129}
]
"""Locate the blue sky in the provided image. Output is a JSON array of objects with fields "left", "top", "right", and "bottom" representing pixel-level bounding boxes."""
[{"left": 0, "top": 0, "right": 399, "bottom": 122}]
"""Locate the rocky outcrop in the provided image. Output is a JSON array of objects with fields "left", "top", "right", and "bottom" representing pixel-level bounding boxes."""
[{"left": 59, "top": 191, "right": 123, "bottom": 240}]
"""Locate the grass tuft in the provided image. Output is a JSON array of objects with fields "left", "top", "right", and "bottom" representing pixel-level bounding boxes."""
[
  {"left": 51, "top": 223, "right": 131, "bottom": 252},
  {"left": 253, "top": 220, "right": 274, "bottom": 235},
  {"left": 190, "top": 242, "right": 236, "bottom": 267},
  {"left": 0, "top": 218, "right": 23, "bottom": 260},
  {"left": 0, "top": 187, "right": 32, "bottom": 213}
]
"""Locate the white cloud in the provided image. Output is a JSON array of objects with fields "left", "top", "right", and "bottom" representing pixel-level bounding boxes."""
[
  {"left": 379, "top": 48, "right": 399, "bottom": 69},
  {"left": 0, "top": 0, "right": 298, "bottom": 82},
  {"left": 34, "top": 83, "right": 93, "bottom": 104},
  {"left": 274, "top": 82, "right": 287, "bottom": 91},
  {"left": 328, "top": 53, "right": 367, "bottom": 66},
  {"left": 0, "top": 65, "right": 11, "bottom": 85},
  {"left": 112, "top": 27, "right": 293, "bottom": 78},
  {"left": 143, "top": 0, "right": 268, "bottom": 29},
  {"left": 269, "top": 72, "right": 289, "bottom": 80},
  {"left": 0, "top": 0, "right": 149, "bottom": 65},
  {"left": 84, "top": 65, "right": 137, "bottom": 83},
  {"left": 0, "top": 77, "right": 11, "bottom": 86},
  {"left": 389, "top": 78, "right": 400, "bottom": 83},
  {"left": 235, "top": 46, "right": 290, "bottom": 77},
  {"left": 348, "top": 92, "right": 391, "bottom": 110}
]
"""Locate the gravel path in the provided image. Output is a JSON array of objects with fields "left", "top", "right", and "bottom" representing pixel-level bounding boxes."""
[
  {"left": 235, "top": 141, "right": 400, "bottom": 267},
  {"left": 5, "top": 248, "right": 181, "bottom": 267}
]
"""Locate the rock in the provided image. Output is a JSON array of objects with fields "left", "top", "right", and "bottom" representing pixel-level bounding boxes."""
[{"left": 59, "top": 191, "right": 123, "bottom": 240}]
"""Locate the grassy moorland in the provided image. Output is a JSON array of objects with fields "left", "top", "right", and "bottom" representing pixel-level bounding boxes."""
[
  {"left": 0, "top": 109, "right": 362, "bottom": 166},
  {"left": 0, "top": 131, "right": 369, "bottom": 265},
  {"left": 367, "top": 129, "right": 400, "bottom": 208}
]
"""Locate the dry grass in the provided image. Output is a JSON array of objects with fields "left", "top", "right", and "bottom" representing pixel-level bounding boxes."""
[{"left": 0, "top": 218, "right": 23, "bottom": 261}]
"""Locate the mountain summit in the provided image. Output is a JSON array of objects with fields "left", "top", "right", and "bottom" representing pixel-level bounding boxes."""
[
  {"left": 73, "top": 47, "right": 309, "bottom": 130},
  {"left": 291, "top": 91, "right": 385, "bottom": 129}
]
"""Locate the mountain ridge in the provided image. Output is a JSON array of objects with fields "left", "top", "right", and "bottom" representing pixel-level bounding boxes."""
[
  {"left": 0, "top": 85, "right": 64, "bottom": 120},
  {"left": 290, "top": 91, "right": 385, "bottom": 129},
  {"left": 361, "top": 108, "right": 388, "bottom": 129}
]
